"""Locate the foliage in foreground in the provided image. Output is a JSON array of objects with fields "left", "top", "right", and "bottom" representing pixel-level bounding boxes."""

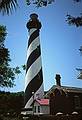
[
  {"left": 0, "top": 25, "right": 21, "bottom": 88},
  {"left": 0, "top": 91, "right": 24, "bottom": 115}
]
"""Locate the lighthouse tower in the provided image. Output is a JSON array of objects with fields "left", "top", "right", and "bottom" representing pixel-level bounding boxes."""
[{"left": 25, "top": 13, "right": 44, "bottom": 109}]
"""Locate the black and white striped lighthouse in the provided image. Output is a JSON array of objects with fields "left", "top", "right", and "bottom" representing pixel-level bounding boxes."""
[{"left": 25, "top": 13, "right": 44, "bottom": 109}]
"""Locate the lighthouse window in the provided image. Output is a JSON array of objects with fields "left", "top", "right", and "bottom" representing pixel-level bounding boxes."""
[{"left": 74, "top": 95, "right": 80, "bottom": 109}]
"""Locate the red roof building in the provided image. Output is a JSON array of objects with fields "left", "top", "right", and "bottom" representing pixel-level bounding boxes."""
[
  {"left": 34, "top": 99, "right": 50, "bottom": 114},
  {"left": 36, "top": 99, "right": 49, "bottom": 105}
]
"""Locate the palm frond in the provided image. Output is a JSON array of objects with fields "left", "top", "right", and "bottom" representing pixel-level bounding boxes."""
[{"left": 0, "top": 0, "right": 18, "bottom": 15}]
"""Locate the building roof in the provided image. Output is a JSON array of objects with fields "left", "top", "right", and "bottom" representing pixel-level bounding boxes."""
[
  {"left": 45, "top": 85, "right": 82, "bottom": 98},
  {"left": 35, "top": 99, "right": 49, "bottom": 105}
]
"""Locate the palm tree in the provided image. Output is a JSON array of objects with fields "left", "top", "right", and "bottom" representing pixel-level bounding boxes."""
[
  {"left": 0, "top": 0, "right": 18, "bottom": 15},
  {"left": 0, "top": 0, "right": 54, "bottom": 15}
]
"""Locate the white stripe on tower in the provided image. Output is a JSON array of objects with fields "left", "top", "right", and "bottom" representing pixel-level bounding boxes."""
[{"left": 25, "top": 13, "right": 44, "bottom": 108}]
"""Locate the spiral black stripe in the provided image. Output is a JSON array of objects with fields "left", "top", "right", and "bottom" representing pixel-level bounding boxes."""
[
  {"left": 26, "top": 45, "right": 41, "bottom": 73},
  {"left": 28, "top": 29, "right": 39, "bottom": 47},
  {"left": 25, "top": 68, "right": 43, "bottom": 105}
]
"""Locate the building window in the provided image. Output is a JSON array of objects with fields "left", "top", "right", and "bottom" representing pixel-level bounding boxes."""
[
  {"left": 34, "top": 106, "right": 36, "bottom": 113},
  {"left": 38, "top": 106, "right": 40, "bottom": 113},
  {"left": 74, "top": 95, "right": 80, "bottom": 109}
]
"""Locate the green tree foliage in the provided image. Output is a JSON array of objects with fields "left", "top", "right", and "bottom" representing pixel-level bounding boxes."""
[
  {"left": 66, "top": 14, "right": 82, "bottom": 27},
  {"left": 76, "top": 46, "right": 82, "bottom": 79},
  {"left": 26, "top": 0, "right": 54, "bottom": 7},
  {"left": 0, "top": 25, "right": 21, "bottom": 88},
  {"left": 22, "top": 64, "right": 26, "bottom": 70},
  {"left": 74, "top": 0, "right": 81, "bottom": 2},
  {"left": 0, "top": 91, "right": 24, "bottom": 115},
  {"left": 66, "top": 0, "right": 82, "bottom": 27}
]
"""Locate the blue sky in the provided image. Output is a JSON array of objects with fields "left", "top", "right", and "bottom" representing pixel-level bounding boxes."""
[{"left": 0, "top": 0, "right": 82, "bottom": 92}]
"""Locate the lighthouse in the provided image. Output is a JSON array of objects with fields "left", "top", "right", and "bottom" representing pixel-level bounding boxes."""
[{"left": 24, "top": 13, "right": 44, "bottom": 109}]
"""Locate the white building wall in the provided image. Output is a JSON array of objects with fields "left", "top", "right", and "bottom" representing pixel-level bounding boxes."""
[
  {"left": 40, "top": 106, "right": 50, "bottom": 114},
  {"left": 34, "top": 101, "right": 39, "bottom": 114},
  {"left": 34, "top": 101, "right": 50, "bottom": 114}
]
